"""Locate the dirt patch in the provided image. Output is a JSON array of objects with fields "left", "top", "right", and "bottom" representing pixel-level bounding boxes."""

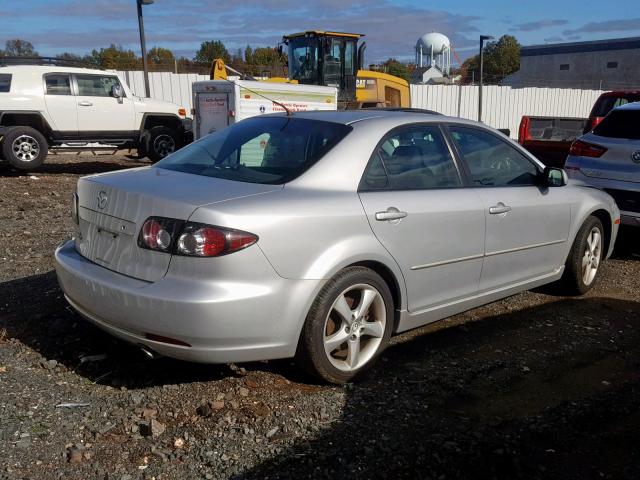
[{"left": 1, "top": 154, "right": 640, "bottom": 479}]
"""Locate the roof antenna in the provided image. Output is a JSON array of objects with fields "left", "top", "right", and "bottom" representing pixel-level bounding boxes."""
[{"left": 219, "top": 77, "right": 292, "bottom": 117}]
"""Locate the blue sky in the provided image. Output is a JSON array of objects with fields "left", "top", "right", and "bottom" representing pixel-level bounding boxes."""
[{"left": 1, "top": 0, "right": 639, "bottom": 63}]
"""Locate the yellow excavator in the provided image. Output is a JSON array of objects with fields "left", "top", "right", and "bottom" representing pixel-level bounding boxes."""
[{"left": 211, "top": 31, "right": 410, "bottom": 109}]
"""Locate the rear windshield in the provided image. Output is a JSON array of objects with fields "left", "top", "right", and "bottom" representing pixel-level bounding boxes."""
[
  {"left": 593, "top": 110, "right": 640, "bottom": 140},
  {"left": 157, "top": 116, "right": 352, "bottom": 184},
  {"left": 591, "top": 94, "right": 640, "bottom": 117},
  {"left": 0, "top": 74, "right": 11, "bottom": 92}
]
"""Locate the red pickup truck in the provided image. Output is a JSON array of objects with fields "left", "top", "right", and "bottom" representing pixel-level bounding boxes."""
[{"left": 518, "top": 90, "right": 640, "bottom": 167}]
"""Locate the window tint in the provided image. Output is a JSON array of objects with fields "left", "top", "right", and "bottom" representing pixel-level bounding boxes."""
[
  {"left": 449, "top": 126, "right": 539, "bottom": 187},
  {"left": 45, "top": 74, "right": 71, "bottom": 95},
  {"left": 0, "top": 74, "right": 11, "bottom": 92},
  {"left": 592, "top": 94, "right": 640, "bottom": 117},
  {"left": 76, "top": 74, "right": 122, "bottom": 97},
  {"left": 157, "top": 117, "right": 352, "bottom": 184},
  {"left": 593, "top": 110, "right": 640, "bottom": 140},
  {"left": 361, "top": 125, "right": 461, "bottom": 191}
]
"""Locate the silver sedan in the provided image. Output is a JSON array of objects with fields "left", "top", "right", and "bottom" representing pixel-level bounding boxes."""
[{"left": 55, "top": 110, "right": 620, "bottom": 383}]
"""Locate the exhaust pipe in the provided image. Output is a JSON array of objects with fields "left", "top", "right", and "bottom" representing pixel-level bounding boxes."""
[{"left": 139, "top": 345, "right": 160, "bottom": 360}]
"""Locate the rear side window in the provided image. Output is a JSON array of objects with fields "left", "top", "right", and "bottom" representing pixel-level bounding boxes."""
[
  {"left": 593, "top": 110, "right": 640, "bottom": 140},
  {"left": 157, "top": 117, "right": 352, "bottom": 184},
  {"left": 591, "top": 95, "right": 640, "bottom": 117},
  {"left": 450, "top": 126, "right": 539, "bottom": 187},
  {"left": 361, "top": 125, "right": 461, "bottom": 191},
  {"left": 45, "top": 74, "right": 71, "bottom": 95},
  {"left": 0, "top": 74, "right": 11, "bottom": 92}
]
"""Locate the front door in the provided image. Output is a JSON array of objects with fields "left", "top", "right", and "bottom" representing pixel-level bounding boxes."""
[
  {"left": 447, "top": 125, "right": 571, "bottom": 292},
  {"left": 358, "top": 124, "right": 485, "bottom": 312},
  {"left": 74, "top": 73, "right": 135, "bottom": 137}
]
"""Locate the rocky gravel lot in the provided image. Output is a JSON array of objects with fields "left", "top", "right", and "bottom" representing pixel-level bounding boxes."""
[{"left": 1, "top": 154, "right": 640, "bottom": 479}]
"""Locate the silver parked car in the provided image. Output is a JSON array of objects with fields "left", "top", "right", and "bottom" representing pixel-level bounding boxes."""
[
  {"left": 565, "top": 102, "right": 640, "bottom": 227},
  {"left": 55, "top": 110, "right": 620, "bottom": 383}
]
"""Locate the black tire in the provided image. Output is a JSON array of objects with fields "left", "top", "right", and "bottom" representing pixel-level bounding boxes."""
[
  {"left": 143, "top": 126, "right": 179, "bottom": 163},
  {"left": 1, "top": 126, "right": 48, "bottom": 171},
  {"left": 296, "top": 267, "right": 394, "bottom": 384},
  {"left": 553, "top": 215, "right": 605, "bottom": 295}
]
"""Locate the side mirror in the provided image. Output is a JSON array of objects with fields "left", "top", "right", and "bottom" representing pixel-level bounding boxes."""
[
  {"left": 544, "top": 167, "right": 568, "bottom": 187},
  {"left": 111, "top": 84, "right": 124, "bottom": 102}
]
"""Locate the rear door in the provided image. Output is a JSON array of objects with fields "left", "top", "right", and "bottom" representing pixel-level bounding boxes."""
[
  {"left": 448, "top": 125, "right": 570, "bottom": 292},
  {"left": 358, "top": 124, "right": 485, "bottom": 312},
  {"left": 195, "top": 92, "right": 229, "bottom": 138},
  {"left": 43, "top": 73, "right": 78, "bottom": 135}
]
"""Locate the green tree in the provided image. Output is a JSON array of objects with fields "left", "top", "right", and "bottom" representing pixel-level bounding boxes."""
[
  {"left": 247, "top": 47, "right": 285, "bottom": 66},
  {"left": 148, "top": 46, "right": 174, "bottom": 66},
  {"left": 461, "top": 35, "right": 520, "bottom": 84},
  {"left": 4, "top": 39, "right": 38, "bottom": 57},
  {"left": 90, "top": 44, "right": 139, "bottom": 69},
  {"left": 382, "top": 58, "right": 410, "bottom": 82},
  {"left": 244, "top": 45, "right": 253, "bottom": 64},
  {"left": 194, "top": 40, "right": 230, "bottom": 64}
]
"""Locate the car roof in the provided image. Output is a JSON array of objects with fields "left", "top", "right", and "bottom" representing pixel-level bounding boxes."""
[
  {"left": 263, "top": 109, "right": 488, "bottom": 131},
  {"left": 0, "top": 65, "right": 118, "bottom": 75}
]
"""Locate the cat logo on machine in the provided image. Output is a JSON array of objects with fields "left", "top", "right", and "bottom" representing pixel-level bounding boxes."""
[
  {"left": 259, "top": 105, "right": 266, "bottom": 114},
  {"left": 632, "top": 150, "right": 640, "bottom": 164}
]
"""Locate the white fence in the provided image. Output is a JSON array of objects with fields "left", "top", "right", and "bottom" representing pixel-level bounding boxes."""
[
  {"left": 117, "top": 70, "right": 208, "bottom": 112},
  {"left": 410, "top": 84, "right": 603, "bottom": 138},
  {"left": 118, "top": 71, "right": 603, "bottom": 138}
]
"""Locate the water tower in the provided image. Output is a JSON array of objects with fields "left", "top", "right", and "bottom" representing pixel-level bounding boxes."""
[{"left": 415, "top": 32, "right": 451, "bottom": 75}]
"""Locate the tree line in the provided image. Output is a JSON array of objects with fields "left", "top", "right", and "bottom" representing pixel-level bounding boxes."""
[{"left": 0, "top": 35, "right": 521, "bottom": 83}]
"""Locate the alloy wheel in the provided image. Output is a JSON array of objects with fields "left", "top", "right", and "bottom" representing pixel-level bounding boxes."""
[
  {"left": 581, "top": 226, "right": 601, "bottom": 286},
  {"left": 12, "top": 135, "right": 40, "bottom": 162},
  {"left": 153, "top": 134, "right": 176, "bottom": 158},
  {"left": 323, "top": 283, "right": 386, "bottom": 372}
]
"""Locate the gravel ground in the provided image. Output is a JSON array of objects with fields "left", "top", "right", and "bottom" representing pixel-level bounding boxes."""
[{"left": 1, "top": 154, "right": 640, "bottom": 480}]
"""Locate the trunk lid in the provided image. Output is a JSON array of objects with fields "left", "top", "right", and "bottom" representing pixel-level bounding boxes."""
[
  {"left": 579, "top": 133, "right": 640, "bottom": 184},
  {"left": 75, "top": 166, "right": 280, "bottom": 281}
]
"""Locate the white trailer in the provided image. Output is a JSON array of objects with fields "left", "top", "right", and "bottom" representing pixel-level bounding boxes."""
[{"left": 192, "top": 80, "right": 338, "bottom": 140}]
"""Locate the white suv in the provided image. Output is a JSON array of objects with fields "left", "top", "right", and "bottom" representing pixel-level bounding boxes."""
[{"left": 0, "top": 64, "right": 191, "bottom": 170}]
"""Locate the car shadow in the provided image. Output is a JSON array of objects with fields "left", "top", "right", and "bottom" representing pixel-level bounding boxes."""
[
  {"left": 2, "top": 270, "right": 640, "bottom": 478},
  {"left": 0, "top": 155, "right": 148, "bottom": 177},
  {"left": 612, "top": 225, "right": 640, "bottom": 261},
  {"left": 235, "top": 296, "right": 640, "bottom": 479}
]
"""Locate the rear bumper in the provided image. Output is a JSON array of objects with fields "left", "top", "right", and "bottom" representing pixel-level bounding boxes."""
[{"left": 55, "top": 240, "right": 321, "bottom": 363}]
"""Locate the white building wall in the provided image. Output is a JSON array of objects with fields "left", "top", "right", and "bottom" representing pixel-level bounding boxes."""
[{"left": 410, "top": 84, "right": 603, "bottom": 138}]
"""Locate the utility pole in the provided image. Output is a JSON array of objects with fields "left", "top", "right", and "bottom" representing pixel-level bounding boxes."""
[
  {"left": 478, "top": 35, "right": 493, "bottom": 123},
  {"left": 137, "top": 0, "right": 154, "bottom": 98}
]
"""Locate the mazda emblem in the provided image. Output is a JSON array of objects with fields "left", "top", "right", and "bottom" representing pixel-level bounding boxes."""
[
  {"left": 632, "top": 150, "right": 640, "bottom": 164},
  {"left": 97, "top": 191, "right": 108, "bottom": 209}
]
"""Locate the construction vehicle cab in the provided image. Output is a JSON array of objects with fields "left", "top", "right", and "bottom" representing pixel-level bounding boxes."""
[
  {"left": 282, "top": 31, "right": 409, "bottom": 109},
  {"left": 283, "top": 31, "right": 362, "bottom": 107}
]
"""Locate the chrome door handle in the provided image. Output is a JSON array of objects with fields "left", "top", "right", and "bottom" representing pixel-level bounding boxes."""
[
  {"left": 375, "top": 208, "right": 407, "bottom": 221},
  {"left": 78, "top": 101, "right": 93, "bottom": 106},
  {"left": 489, "top": 202, "right": 512, "bottom": 214}
]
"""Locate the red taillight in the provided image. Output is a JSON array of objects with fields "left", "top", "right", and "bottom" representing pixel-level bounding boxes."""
[
  {"left": 518, "top": 116, "right": 532, "bottom": 144},
  {"left": 141, "top": 219, "right": 172, "bottom": 251},
  {"left": 139, "top": 218, "right": 258, "bottom": 257},
  {"left": 592, "top": 116, "right": 604, "bottom": 129},
  {"left": 569, "top": 139, "right": 607, "bottom": 158},
  {"left": 176, "top": 223, "right": 257, "bottom": 257}
]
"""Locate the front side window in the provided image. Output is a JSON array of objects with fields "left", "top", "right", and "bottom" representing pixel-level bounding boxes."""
[
  {"left": 361, "top": 125, "right": 461, "bottom": 191},
  {"left": 0, "top": 74, "right": 11, "bottom": 93},
  {"left": 288, "top": 37, "right": 319, "bottom": 83},
  {"left": 44, "top": 74, "right": 71, "bottom": 95},
  {"left": 157, "top": 117, "right": 352, "bottom": 184},
  {"left": 449, "top": 126, "right": 539, "bottom": 187},
  {"left": 75, "top": 74, "right": 122, "bottom": 97}
]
